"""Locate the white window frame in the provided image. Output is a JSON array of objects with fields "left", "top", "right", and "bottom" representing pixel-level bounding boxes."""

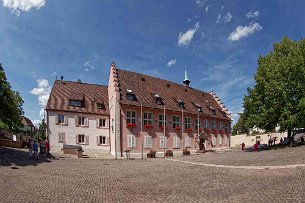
[
  {"left": 185, "top": 135, "right": 191, "bottom": 148},
  {"left": 58, "top": 132, "right": 65, "bottom": 143},
  {"left": 143, "top": 112, "right": 153, "bottom": 126},
  {"left": 173, "top": 136, "right": 180, "bottom": 149},
  {"left": 58, "top": 114, "right": 65, "bottom": 124},
  {"left": 204, "top": 120, "right": 209, "bottom": 129},
  {"left": 212, "top": 135, "right": 216, "bottom": 146},
  {"left": 78, "top": 134, "right": 85, "bottom": 144},
  {"left": 195, "top": 119, "right": 200, "bottom": 130},
  {"left": 158, "top": 114, "right": 167, "bottom": 127},
  {"left": 98, "top": 136, "right": 109, "bottom": 145},
  {"left": 219, "top": 136, "right": 223, "bottom": 145},
  {"left": 159, "top": 135, "right": 167, "bottom": 148},
  {"left": 184, "top": 117, "right": 191, "bottom": 129},
  {"left": 127, "top": 134, "right": 136, "bottom": 148},
  {"left": 97, "top": 118, "right": 108, "bottom": 128},
  {"left": 126, "top": 110, "right": 136, "bottom": 125},
  {"left": 212, "top": 120, "right": 217, "bottom": 129},
  {"left": 172, "top": 116, "right": 180, "bottom": 128},
  {"left": 219, "top": 121, "right": 223, "bottom": 130},
  {"left": 75, "top": 116, "right": 88, "bottom": 127},
  {"left": 144, "top": 136, "right": 153, "bottom": 148}
]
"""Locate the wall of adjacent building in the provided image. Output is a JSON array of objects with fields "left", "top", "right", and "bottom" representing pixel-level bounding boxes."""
[{"left": 47, "top": 110, "right": 110, "bottom": 154}]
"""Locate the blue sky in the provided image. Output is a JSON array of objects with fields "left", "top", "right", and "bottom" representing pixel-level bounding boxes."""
[{"left": 1, "top": 0, "right": 305, "bottom": 126}]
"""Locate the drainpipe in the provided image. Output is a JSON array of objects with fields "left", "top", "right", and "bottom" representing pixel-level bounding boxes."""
[
  {"left": 163, "top": 105, "right": 166, "bottom": 158},
  {"left": 181, "top": 107, "right": 184, "bottom": 150},
  {"left": 141, "top": 103, "right": 143, "bottom": 159}
]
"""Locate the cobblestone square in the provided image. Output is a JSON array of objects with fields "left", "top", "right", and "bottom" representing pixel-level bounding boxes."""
[{"left": 1, "top": 146, "right": 305, "bottom": 203}]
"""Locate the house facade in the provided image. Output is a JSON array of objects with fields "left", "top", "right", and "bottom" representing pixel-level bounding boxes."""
[
  {"left": 108, "top": 62, "right": 231, "bottom": 158},
  {"left": 46, "top": 80, "right": 110, "bottom": 154}
]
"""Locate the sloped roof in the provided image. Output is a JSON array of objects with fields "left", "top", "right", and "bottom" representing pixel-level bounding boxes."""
[
  {"left": 21, "top": 116, "right": 34, "bottom": 126},
  {"left": 116, "top": 69, "right": 230, "bottom": 120},
  {"left": 46, "top": 80, "right": 109, "bottom": 115}
]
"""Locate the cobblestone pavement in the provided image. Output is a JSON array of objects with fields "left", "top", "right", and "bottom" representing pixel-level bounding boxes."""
[{"left": 1, "top": 146, "right": 305, "bottom": 203}]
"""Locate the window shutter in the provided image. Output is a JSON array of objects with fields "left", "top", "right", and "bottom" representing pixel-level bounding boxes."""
[
  {"left": 75, "top": 116, "right": 79, "bottom": 126},
  {"left": 85, "top": 118, "right": 89, "bottom": 127},
  {"left": 173, "top": 136, "right": 176, "bottom": 148},
  {"left": 85, "top": 136, "right": 89, "bottom": 145},
  {"left": 55, "top": 114, "right": 59, "bottom": 124},
  {"left": 127, "top": 135, "right": 131, "bottom": 148},
  {"left": 133, "top": 135, "right": 136, "bottom": 148},
  {"left": 96, "top": 136, "right": 100, "bottom": 146},
  {"left": 76, "top": 135, "right": 79, "bottom": 144},
  {"left": 164, "top": 137, "right": 167, "bottom": 148},
  {"left": 96, "top": 119, "right": 99, "bottom": 128},
  {"left": 64, "top": 116, "right": 68, "bottom": 125},
  {"left": 62, "top": 133, "right": 66, "bottom": 144},
  {"left": 106, "top": 136, "right": 109, "bottom": 145},
  {"left": 58, "top": 133, "right": 61, "bottom": 143}
]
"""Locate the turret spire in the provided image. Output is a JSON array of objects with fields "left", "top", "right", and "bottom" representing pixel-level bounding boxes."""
[{"left": 183, "top": 67, "right": 190, "bottom": 87}]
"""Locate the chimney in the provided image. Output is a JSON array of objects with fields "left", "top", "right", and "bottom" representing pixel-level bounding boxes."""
[
  {"left": 60, "top": 76, "right": 64, "bottom": 84},
  {"left": 78, "top": 79, "right": 81, "bottom": 83}
]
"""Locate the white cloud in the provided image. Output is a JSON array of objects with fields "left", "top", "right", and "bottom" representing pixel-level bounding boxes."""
[
  {"left": 30, "top": 79, "right": 51, "bottom": 119},
  {"left": 84, "top": 60, "right": 94, "bottom": 72},
  {"left": 205, "top": 5, "right": 210, "bottom": 12},
  {"left": 178, "top": 22, "right": 200, "bottom": 47},
  {"left": 2, "top": 0, "right": 46, "bottom": 16},
  {"left": 228, "top": 23, "right": 262, "bottom": 41},
  {"left": 221, "top": 5, "right": 224, "bottom": 10},
  {"left": 195, "top": 0, "right": 205, "bottom": 7},
  {"left": 216, "top": 12, "right": 232, "bottom": 24},
  {"left": 167, "top": 59, "right": 176, "bottom": 67},
  {"left": 186, "top": 18, "right": 191, "bottom": 23},
  {"left": 246, "top": 10, "right": 259, "bottom": 18},
  {"left": 31, "top": 72, "right": 37, "bottom": 78},
  {"left": 32, "top": 119, "right": 41, "bottom": 127},
  {"left": 50, "top": 72, "right": 57, "bottom": 77}
]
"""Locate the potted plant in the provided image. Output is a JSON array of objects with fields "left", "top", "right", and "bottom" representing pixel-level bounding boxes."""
[
  {"left": 144, "top": 124, "right": 153, "bottom": 129},
  {"left": 174, "top": 126, "right": 181, "bottom": 131},
  {"left": 187, "top": 128, "right": 192, "bottom": 133},
  {"left": 165, "top": 149, "right": 173, "bottom": 156},
  {"left": 205, "top": 128, "right": 211, "bottom": 133},
  {"left": 213, "top": 129, "right": 218, "bottom": 134},
  {"left": 126, "top": 123, "right": 136, "bottom": 128}
]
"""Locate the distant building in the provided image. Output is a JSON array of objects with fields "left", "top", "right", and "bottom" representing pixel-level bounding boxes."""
[{"left": 16, "top": 116, "right": 35, "bottom": 142}]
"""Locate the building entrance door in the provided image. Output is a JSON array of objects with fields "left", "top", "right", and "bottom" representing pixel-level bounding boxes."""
[{"left": 199, "top": 138, "right": 205, "bottom": 150}]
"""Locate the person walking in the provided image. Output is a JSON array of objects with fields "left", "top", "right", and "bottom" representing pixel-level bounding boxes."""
[
  {"left": 33, "top": 141, "right": 39, "bottom": 160},
  {"left": 45, "top": 140, "right": 50, "bottom": 159},
  {"left": 28, "top": 140, "right": 33, "bottom": 159},
  {"left": 241, "top": 142, "right": 245, "bottom": 151}
]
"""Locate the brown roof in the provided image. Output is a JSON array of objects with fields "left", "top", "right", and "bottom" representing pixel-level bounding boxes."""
[
  {"left": 116, "top": 69, "right": 230, "bottom": 120},
  {"left": 21, "top": 116, "right": 34, "bottom": 126},
  {"left": 46, "top": 80, "right": 109, "bottom": 115}
]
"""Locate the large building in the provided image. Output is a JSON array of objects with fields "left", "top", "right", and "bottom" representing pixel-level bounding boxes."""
[{"left": 46, "top": 62, "right": 232, "bottom": 158}]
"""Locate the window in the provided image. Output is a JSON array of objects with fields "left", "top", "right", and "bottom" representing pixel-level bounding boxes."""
[
  {"left": 195, "top": 119, "right": 200, "bottom": 130},
  {"left": 212, "top": 120, "right": 217, "bottom": 129},
  {"left": 58, "top": 132, "right": 65, "bottom": 143},
  {"left": 127, "top": 94, "right": 136, "bottom": 101},
  {"left": 96, "top": 103, "right": 105, "bottom": 109},
  {"left": 156, "top": 98, "right": 163, "bottom": 105},
  {"left": 224, "top": 123, "right": 229, "bottom": 132},
  {"left": 144, "top": 136, "right": 153, "bottom": 148},
  {"left": 160, "top": 135, "right": 167, "bottom": 148},
  {"left": 76, "top": 116, "right": 88, "bottom": 126},
  {"left": 172, "top": 116, "right": 180, "bottom": 128},
  {"left": 58, "top": 114, "right": 65, "bottom": 124},
  {"left": 185, "top": 135, "right": 191, "bottom": 148},
  {"left": 70, "top": 100, "right": 82, "bottom": 107},
  {"left": 56, "top": 114, "right": 67, "bottom": 125},
  {"left": 173, "top": 136, "right": 180, "bottom": 148},
  {"left": 127, "top": 134, "right": 136, "bottom": 148},
  {"left": 204, "top": 120, "right": 209, "bottom": 129},
  {"left": 98, "top": 136, "right": 109, "bottom": 145},
  {"left": 219, "top": 121, "right": 223, "bottom": 130},
  {"left": 78, "top": 134, "right": 85, "bottom": 144},
  {"left": 143, "top": 112, "right": 153, "bottom": 126},
  {"left": 97, "top": 118, "right": 107, "bottom": 128},
  {"left": 126, "top": 110, "right": 136, "bottom": 125},
  {"left": 184, "top": 117, "right": 191, "bottom": 129},
  {"left": 158, "top": 114, "right": 167, "bottom": 127},
  {"left": 219, "top": 136, "right": 223, "bottom": 146}
]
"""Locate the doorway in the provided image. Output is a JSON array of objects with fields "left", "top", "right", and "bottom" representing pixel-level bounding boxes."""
[{"left": 199, "top": 138, "right": 205, "bottom": 150}]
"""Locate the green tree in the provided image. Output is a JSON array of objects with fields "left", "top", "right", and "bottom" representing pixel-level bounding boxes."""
[
  {"left": 232, "top": 113, "right": 249, "bottom": 135},
  {"left": 243, "top": 37, "right": 305, "bottom": 138},
  {"left": 37, "top": 119, "right": 46, "bottom": 140},
  {"left": 0, "top": 64, "right": 24, "bottom": 131}
]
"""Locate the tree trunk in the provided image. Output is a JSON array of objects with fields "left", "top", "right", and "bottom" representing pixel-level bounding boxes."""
[{"left": 287, "top": 128, "right": 292, "bottom": 138}]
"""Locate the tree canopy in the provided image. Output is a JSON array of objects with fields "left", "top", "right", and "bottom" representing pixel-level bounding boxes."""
[
  {"left": 0, "top": 64, "right": 24, "bottom": 131},
  {"left": 242, "top": 37, "right": 305, "bottom": 137}
]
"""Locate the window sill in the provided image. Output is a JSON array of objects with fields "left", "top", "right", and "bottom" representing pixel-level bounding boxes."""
[
  {"left": 56, "top": 123, "right": 68, "bottom": 126},
  {"left": 76, "top": 125, "right": 89, "bottom": 128},
  {"left": 97, "top": 144, "right": 110, "bottom": 146},
  {"left": 97, "top": 127, "right": 109, "bottom": 129}
]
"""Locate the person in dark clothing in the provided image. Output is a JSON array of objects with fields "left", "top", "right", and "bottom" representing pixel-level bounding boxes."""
[{"left": 45, "top": 140, "right": 50, "bottom": 159}]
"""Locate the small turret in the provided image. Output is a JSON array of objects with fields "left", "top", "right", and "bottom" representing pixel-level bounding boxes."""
[{"left": 183, "top": 67, "right": 190, "bottom": 87}]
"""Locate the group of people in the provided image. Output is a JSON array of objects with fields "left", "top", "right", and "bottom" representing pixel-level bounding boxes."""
[{"left": 27, "top": 139, "right": 50, "bottom": 160}]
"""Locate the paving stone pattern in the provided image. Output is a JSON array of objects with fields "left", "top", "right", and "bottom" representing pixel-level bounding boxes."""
[{"left": 1, "top": 146, "right": 305, "bottom": 203}]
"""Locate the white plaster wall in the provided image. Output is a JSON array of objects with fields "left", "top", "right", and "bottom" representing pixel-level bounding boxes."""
[
  {"left": 47, "top": 110, "right": 110, "bottom": 154},
  {"left": 231, "top": 132, "right": 287, "bottom": 148}
]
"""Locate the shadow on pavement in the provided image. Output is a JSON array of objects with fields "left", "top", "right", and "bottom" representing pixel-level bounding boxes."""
[{"left": 0, "top": 146, "right": 54, "bottom": 168}]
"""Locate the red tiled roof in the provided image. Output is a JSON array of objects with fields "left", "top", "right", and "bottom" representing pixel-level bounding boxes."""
[
  {"left": 116, "top": 69, "right": 230, "bottom": 120},
  {"left": 46, "top": 80, "right": 109, "bottom": 115},
  {"left": 21, "top": 116, "right": 34, "bottom": 126}
]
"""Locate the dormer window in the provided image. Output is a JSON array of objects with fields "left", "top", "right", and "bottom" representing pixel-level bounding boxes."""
[
  {"left": 70, "top": 100, "right": 82, "bottom": 107},
  {"left": 126, "top": 89, "right": 136, "bottom": 101},
  {"left": 208, "top": 106, "right": 216, "bottom": 115},
  {"left": 153, "top": 93, "right": 164, "bottom": 105},
  {"left": 177, "top": 99, "right": 185, "bottom": 109},
  {"left": 97, "top": 103, "right": 105, "bottom": 109},
  {"left": 192, "top": 102, "right": 202, "bottom": 112}
]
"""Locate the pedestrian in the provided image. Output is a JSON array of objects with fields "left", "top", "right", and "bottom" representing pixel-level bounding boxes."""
[
  {"left": 241, "top": 142, "right": 245, "bottom": 151},
  {"left": 273, "top": 137, "right": 276, "bottom": 146},
  {"left": 45, "top": 140, "right": 50, "bottom": 159},
  {"left": 268, "top": 138, "right": 272, "bottom": 147},
  {"left": 33, "top": 141, "right": 39, "bottom": 160},
  {"left": 28, "top": 141, "right": 33, "bottom": 159},
  {"left": 254, "top": 142, "right": 259, "bottom": 152},
  {"left": 280, "top": 138, "right": 283, "bottom": 145}
]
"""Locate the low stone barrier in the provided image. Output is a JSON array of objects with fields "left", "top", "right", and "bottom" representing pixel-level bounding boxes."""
[{"left": 0, "top": 139, "right": 22, "bottom": 148}]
